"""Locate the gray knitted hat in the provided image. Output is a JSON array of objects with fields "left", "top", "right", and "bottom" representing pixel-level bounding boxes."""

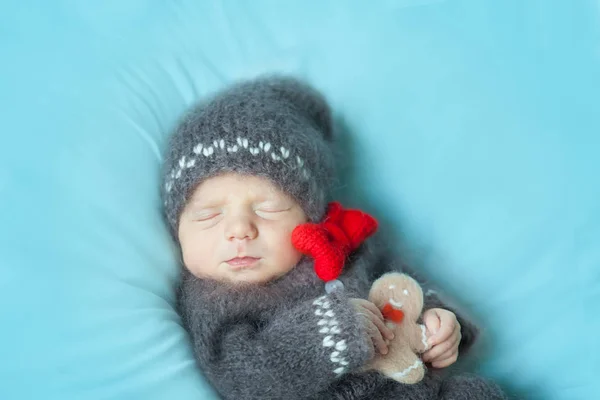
[{"left": 161, "top": 75, "right": 336, "bottom": 236}]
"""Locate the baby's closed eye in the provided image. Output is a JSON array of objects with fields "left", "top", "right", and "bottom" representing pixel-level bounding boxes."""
[
  {"left": 254, "top": 202, "right": 292, "bottom": 217},
  {"left": 192, "top": 209, "right": 222, "bottom": 222}
]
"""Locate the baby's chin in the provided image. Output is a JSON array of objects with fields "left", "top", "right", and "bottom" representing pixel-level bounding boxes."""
[
  {"left": 228, "top": 271, "right": 283, "bottom": 285},
  {"left": 221, "top": 264, "right": 296, "bottom": 286},
  {"left": 186, "top": 260, "right": 299, "bottom": 286}
]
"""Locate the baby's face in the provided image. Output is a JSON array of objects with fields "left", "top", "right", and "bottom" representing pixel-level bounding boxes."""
[{"left": 178, "top": 173, "right": 307, "bottom": 284}]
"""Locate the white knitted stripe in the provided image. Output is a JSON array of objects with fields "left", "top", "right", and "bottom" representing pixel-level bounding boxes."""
[
  {"left": 420, "top": 324, "right": 429, "bottom": 350},
  {"left": 312, "top": 296, "right": 349, "bottom": 376},
  {"left": 165, "top": 136, "right": 310, "bottom": 193},
  {"left": 390, "top": 359, "right": 423, "bottom": 379}
]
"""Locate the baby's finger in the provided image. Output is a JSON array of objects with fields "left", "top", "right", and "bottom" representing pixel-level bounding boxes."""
[
  {"left": 358, "top": 305, "right": 394, "bottom": 340},
  {"left": 431, "top": 352, "right": 458, "bottom": 369},
  {"left": 429, "top": 329, "right": 460, "bottom": 361},
  {"left": 422, "top": 334, "right": 459, "bottom": 362},
  {"left": 369, "top": 324, "right": 389, "bottom": 355},
  {"left": 361, "top": 301, "right": 386, "bottom": 322},
  {"left": 427, "top": 318, "right": 455, "bottom": 347},
  {"left": 358, "top": 312, "right": 389, "bottom": 355},
  {"left": 445, "top": 324, "right": 461, "bottom": 348},
  {"left": 431, "top": 345, "right": 458, "bottom": 366},
  {"left": 369, "top": 311, "right": 395, "bottom": 340}
]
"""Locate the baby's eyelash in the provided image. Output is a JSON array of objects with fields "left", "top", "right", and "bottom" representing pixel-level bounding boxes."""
[
  {"left": 255, "top": 205, "right": 291, "bottom": 213},
  {"left": 258, "top": 208, "right": 290, "bottom": 213},
  {"left": 194, "top": 212, "right": 221, "bottom": 221},
  {"left": 255, "top": 207, "right": 291, "bottom": 219}
]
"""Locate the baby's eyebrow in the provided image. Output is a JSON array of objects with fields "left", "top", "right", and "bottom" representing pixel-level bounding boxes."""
[
  {"left": 258, "top": 187, "right": 293, "bottom": 201},
  {"left": 255, "top": 196, "right": 285, "bottom": 203},
  {"left": 254, "top": 195, "right": 293, "bottom": 207},
  {"left": 187, "top": 198, "right": 223, "bottom": 209}
]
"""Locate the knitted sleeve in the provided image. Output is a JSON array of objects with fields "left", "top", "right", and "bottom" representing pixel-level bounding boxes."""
[{"left": 180, "top": 285, "right": 373, "bottom": 400}]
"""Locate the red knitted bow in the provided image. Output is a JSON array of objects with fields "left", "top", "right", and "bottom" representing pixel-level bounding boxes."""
[{"left": 291, "top": 202, "right": 378, "bottom": 282}]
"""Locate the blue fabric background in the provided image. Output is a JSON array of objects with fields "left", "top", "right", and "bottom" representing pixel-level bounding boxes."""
[{"left": 1, "top": 1, "right": 598, "bottom": 399}]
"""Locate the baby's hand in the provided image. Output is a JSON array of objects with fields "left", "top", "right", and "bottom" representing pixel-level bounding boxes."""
[
  {"left": 421, "top": 308, "right": 461, "bottom": 368},
  {"left": 350, "top": 298, "right": 395, "bottom": 356}
]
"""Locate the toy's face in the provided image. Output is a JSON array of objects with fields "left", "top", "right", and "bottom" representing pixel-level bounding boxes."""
[{"left": 377, "top": 275, "right": 424, "bottom": 319}]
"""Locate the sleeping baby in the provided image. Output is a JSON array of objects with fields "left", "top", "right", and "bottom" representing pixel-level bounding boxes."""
[{"left": 161, "top": 75, "right": 507, "bottom": 400}]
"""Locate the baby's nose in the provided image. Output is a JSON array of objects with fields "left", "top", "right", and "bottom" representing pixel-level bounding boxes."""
[{"left": 225, "top": 217, "right": 258, "bottom": 240}]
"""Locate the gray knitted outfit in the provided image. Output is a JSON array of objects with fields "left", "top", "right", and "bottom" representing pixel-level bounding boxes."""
[{"left": 162, "top": 76, "right": 507, "bottom": 400}]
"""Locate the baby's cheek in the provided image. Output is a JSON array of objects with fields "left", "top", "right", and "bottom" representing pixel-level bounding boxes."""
[
  {"left": 181, "top": 237, "right": 219, "bottom": 276},
  {"left": 277, "top": 241, "right": 303, "bottom": 265},
  {"left": 276, "top": 240, "right": 303, "bottom": 269},
  {"left": 261, "top": 221, "right": 304, "bottom": 270}
]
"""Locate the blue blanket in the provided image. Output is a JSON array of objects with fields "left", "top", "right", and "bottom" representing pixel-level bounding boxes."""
[{"left": 1, "top": 1, "right": 598, "bottom": 399}]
